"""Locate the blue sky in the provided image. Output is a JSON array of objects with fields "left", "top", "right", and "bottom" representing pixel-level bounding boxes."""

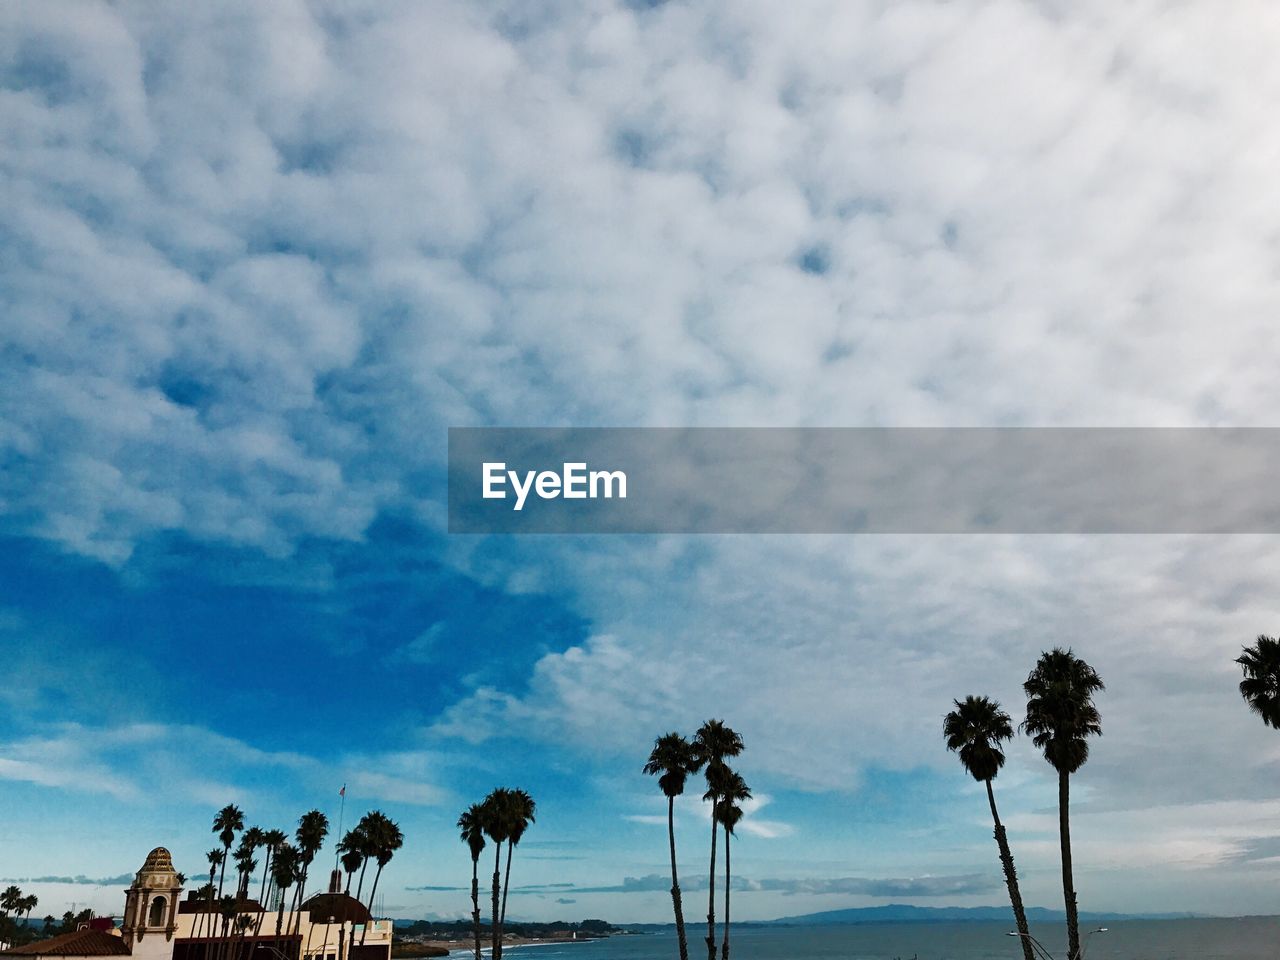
[{"left": 4, "top": 0, "right": 1280, "bottom": 926}]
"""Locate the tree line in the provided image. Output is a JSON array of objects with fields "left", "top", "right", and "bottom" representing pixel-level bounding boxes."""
[{"left": 191, "top": 802, "right": 402, "bottom": 960}]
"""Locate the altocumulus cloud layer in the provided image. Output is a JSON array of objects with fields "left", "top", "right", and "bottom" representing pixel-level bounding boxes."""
[{"left": 4, "top": 0, "right": 1280, "bottom": 921}]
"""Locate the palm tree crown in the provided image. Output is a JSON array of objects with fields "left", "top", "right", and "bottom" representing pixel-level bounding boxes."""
[
  {"left": 214, "top": 804, "right": 245, "bottom": 849},
  {"left": 458, "top": 805, "right": 487, "bottom": 861},
  {"left": 693, "top": 720, "right": 744, "bottom": 770},
  {"left": 1022, "top": 647, "right": 1104, "bottom": 774},
  {"left": 944, "top": 696, "right": 1014, "bottom": 782},
  {"left": 1238, "top": 635, "right": 1280, "bottom": 729},
  {"left": 645, "top": 733, "right": 703, "bottom": 798}
]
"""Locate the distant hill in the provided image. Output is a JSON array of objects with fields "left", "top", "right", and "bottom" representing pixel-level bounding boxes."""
[{"left": 766, "top": 904, "right": 1202, "bottom": 925}]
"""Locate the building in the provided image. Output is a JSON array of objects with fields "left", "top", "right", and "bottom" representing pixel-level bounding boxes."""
[{"left": 1, "top": 850, "right": 392, "bottom": 960}]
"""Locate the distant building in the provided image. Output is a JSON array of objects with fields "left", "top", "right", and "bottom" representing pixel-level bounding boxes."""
[{"left": 1, "top": 849, "right": 392, "bottom": 960}]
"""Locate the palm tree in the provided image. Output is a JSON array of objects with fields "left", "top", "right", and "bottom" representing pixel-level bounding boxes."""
[
  {"left": 480, "top": 789, "right": 513, "bottom": 960},
  {"left": 693, "top": 720, "right": 743, "bottom": 960},
  {"left": 202, "top": 848, "right": 225, "bottom": 939},
  {"left": 1, "top": 886, "right": 20, "bottom": 919},
  {"left": 712, "top": 769, "right": 750, "bottom": 960},
  {"left": 233, "top": 840, "right": 258, "bottom": 903},
  {"left": 945, "top": 696, "right": 1035, "bottom": 960},
  {"left": 272, "top": 844, "right": 299, "bottom": 938},
  {"left": 1023, "top": 648, "right": 1104, "bottom": 960},
  {"left": 292, "top": 810, "right": 330, "bottom": 933},
  {"left": 337, "top": 833, "right": 364, "bottom": 895},
  {"left": 359, "top": 812, "right": 404, "bottom": 945},
  {"left": 457, "top": 805, "right": 487, "bottom": 960},
  {"left": 499, "top": 790, "right": 535, "bottom": 929},
  {"left": 643, "top": 732, "right": 704, "bottom": 960},
  {"left": 212, "top": 804, "right": 245, "bottom": 937},
  {"left": 252, "top": 829, "right": 289, "bottom": 939},
  {"left": 238, "top": 828, "right": 265, "bottom": 899},
  {"left": 349, "top": 818, "right": 375, "bottom": 902},
  {"left": 1237, "top": 635, "right": 1280, "bottom": 728}
]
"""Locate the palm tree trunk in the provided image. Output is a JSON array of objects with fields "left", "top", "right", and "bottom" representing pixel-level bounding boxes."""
[
  {"left": 293, "top": 868, "right": 309, "bottom": 935},
  {"left": 667, "top": 796, "right": 689, "bottom": 960},
  {"left": 355, "top": 860, "right": 369, "bottom": 903},
  {"left": 1059, "top": 771, "right": 1080, "bottom": 960},
  {"left": 500, "top": 843, "right": 514, "bottom": 927},
  {"left": 360, "top": 865, "right": 384, "bottom": 946},
  {"left": 470, "top": 858, "right": 482, "bottom": 960},
  {"left": 705, "top": 811, "right": 717, "bottom": 960},
  {"left": 720, "top": 826, "right": 730, "bottom": 960},
  {"left": 491, "top": 843, "right": 503, "bottom": 960},
  {"left": 986, "top": 780, "right": 1035, "bottom": 960}
]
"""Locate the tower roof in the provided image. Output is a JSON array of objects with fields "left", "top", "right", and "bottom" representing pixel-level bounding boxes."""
[{"left": 141, "top": 848, "right": 174, "bottom": 873}]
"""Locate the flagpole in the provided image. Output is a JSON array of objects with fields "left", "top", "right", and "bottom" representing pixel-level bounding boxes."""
[{"left": 335, "top": 784, "right": 346, "bottom": 873}]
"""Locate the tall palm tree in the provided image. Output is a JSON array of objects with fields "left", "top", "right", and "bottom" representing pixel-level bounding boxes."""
[
  {"left": 233, "top": 840, "right": 258, "bottom": 903},
  {"left": 480, "top": 789, "right": 513, "bottom": 960},
  {"left": 1023, "top": 648, "right": 1104, "bottom": 960},
  {"left": 1237, "top": 635, "right": 1280, "bottom": 728},
  {"left": 238, "top": 828, "right": 265, "bottom": 899},
  {"left": 945, "top": 696, "right": 1035, "bottom": 960},
  {"left": 643, "top": 732, "right": 704, "bottom": 960},
  {"left": 712, "top": 769, "right": 750, "bottom": 960},
  {"left": 212, "top": 804, "right": 245, "bottom": 937},
  {"left": 292, "top": 810, "right": 330, "bottom": 934},
  {"left": 253, "top": 829, "right": 289, "bottom": 938},
  {"left": 349, "top": 818, "right": 376, "bottom": 902},
  {"left": 203, "top": 849, "right": 225, "bottom": 939},
  {"left": 359, "top": 812, "right": 404, "bottom": 945},
  {"left": 693, "top": 720, "right": 743, "bottom": 960},
  {"left": 457, "top": 804, "right": 487, "bottom": 960},
  {"left": 271, "top": 844, "right": 299, "bottom": 938},
  {"left": 337, "top": 834, "right": 364, "bottom": 895},
  {"left": 499, "top": 790, "right": 536, "bottom": 929}
]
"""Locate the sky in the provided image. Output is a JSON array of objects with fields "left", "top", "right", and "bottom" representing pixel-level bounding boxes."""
[{"left": 4, "top": 0, "right": 1280, "bottom": 926}]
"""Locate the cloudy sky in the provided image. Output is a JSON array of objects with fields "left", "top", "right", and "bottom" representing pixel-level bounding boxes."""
[{"left": 5, "top": 0, "right": 1280, "bottom": 926}]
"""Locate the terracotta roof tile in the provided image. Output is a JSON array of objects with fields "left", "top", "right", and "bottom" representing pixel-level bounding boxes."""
[{"left": 1, "top": 930, "right": 131, "bottom": 957}]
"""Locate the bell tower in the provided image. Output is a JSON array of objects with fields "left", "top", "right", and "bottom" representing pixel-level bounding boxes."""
[{"left": 122, "top": 847, "right": 184, "bottom": 955}]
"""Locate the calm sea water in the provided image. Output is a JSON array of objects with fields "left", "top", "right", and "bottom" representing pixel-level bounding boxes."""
[{"left": 454, "top": 918, "right": 1280, "bottom": 960}]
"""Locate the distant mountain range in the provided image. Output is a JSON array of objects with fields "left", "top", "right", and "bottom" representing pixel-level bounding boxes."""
[
  {"left": 616, "top": 904, "right": 1204, "bottom": 931},
  {"left": 765, "top": 904, "right": 1203, "bottom": 925}
]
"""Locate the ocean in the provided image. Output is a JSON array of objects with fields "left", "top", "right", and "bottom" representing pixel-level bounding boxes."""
[{"left": 454, "top": 918, "right": 1280, "bottom": 960}]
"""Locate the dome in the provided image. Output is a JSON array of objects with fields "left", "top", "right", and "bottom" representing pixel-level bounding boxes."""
[{"left": 141, "top": 848, "right": 175, "bottom": 873}]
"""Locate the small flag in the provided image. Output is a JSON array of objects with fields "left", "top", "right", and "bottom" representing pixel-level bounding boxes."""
[{"left": 339, "top": 784, "right": 346, "bottom": 797}]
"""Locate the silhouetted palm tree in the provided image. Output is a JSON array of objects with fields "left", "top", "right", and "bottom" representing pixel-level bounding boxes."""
[
  {"left": 292, "top": 810, "right": 330, "bottom": 933},
  {"left": 360, "top": 812, "right": 404, "bottom": 944},
  {"left": 693, "top": 720, "right": 743, "bottom": 960},
  {"left": 339, "top": 838, "right": 363, "bottom": 895},
  {"left": 272, "top": 843, "right": 299, "bottom": 938},
  {"left": 644, "top": 732, "right": 704, "bottom": 960},
  {"left": 212, "top": 804, "right": 244, "bottom": 938},
  {"left": 499, "top": 790, "right": 535, "bottom": 929},
  {"left": 481, "top": 788, "right": 513, "bottom": 960},
  {"left": 253, "top": 829, "right": 289, "bottom": 938},
  {"left": 1237, "top": 635, "right": 1280, "bottom": 728},
  {"left": 945, "top": 696, "right": 1034, "bottom": 960},
  {"left": 202, "top": 849, "right": 224, "bottom": 939},
  {"left": 349, "top": 818, "right": 375, "bottom": 902},
  {"left": 1023, "top": 648, "right": 1104, "bottom": 960},
  {"left": 458, "top": 804, "right": 487, "bottom": 960},
  {"left": 712, "top": 769, "right": 749, "bottom": 960}
]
